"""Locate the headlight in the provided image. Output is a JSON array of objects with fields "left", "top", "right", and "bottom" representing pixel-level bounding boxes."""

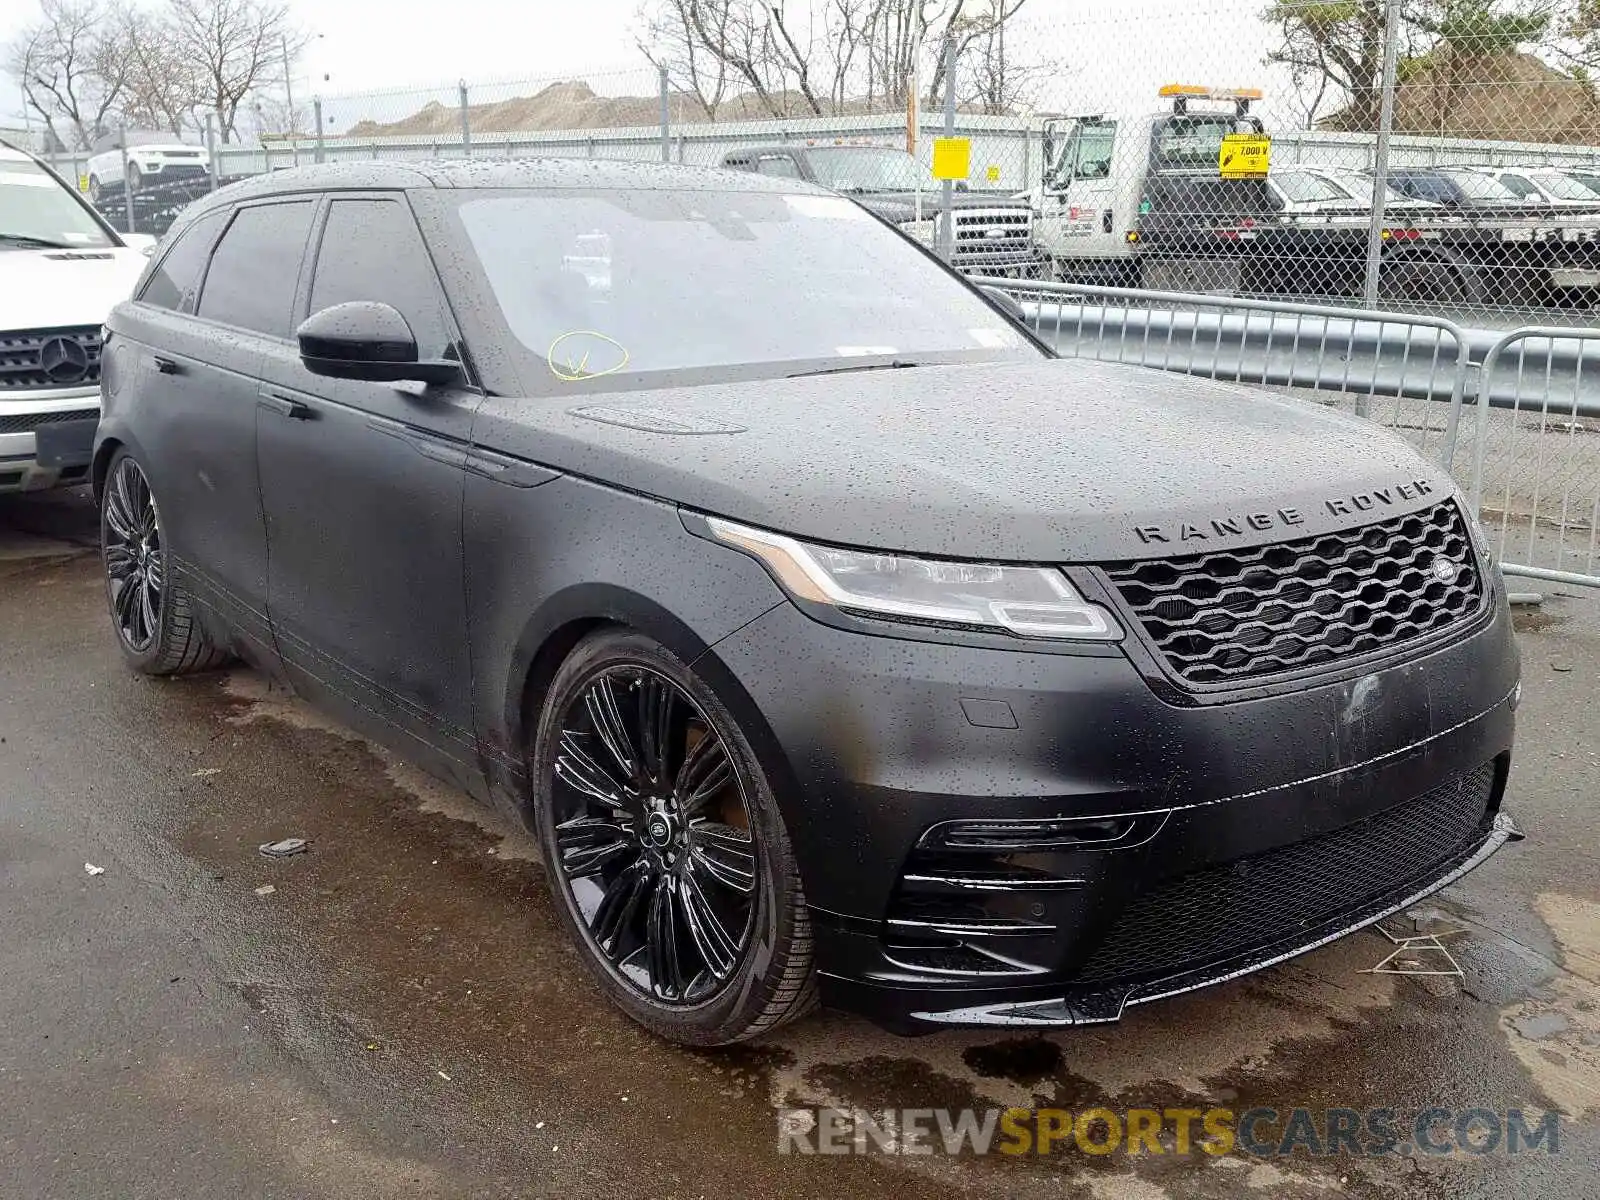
[
  {"left": 1456, "top": 493, "right": 1496, "bottom": 564},
  {"left": 707, "top": 517, "right": 1122, "bottom": 641}
]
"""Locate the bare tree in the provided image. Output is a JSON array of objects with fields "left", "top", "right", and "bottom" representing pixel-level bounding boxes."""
[
  {"left": 164, "top": 0, "right": 302, "bottom": 142},
  {"left": 6, "top": 0, "right": 132, "bottom": 150},
  {"left": 639, "top": 0, "right": 732, "bottom": 117},
  {"left": 638, "top": 0, "right": 1041, "bottom": 118},
  {"left": 116, "top": 5, "right": 204, "bottom": 135}
]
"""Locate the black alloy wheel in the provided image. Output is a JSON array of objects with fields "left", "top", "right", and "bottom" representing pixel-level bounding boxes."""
[
  {"left": 102, "top": 454, "right": 163, "bottom": 653},
  {"left": 99, "top": 448, "right": 229, "bottom": 676},
  {"left": 532, "top": 630, "right": 815, "bottom": 1044}
]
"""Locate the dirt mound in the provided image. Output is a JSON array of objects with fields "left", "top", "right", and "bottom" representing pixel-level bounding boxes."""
[
  {"left": 1324, "top": 50, "right": 1600, "bottom": 143},
  {"left": 343, "top": 79, "right": 841, "bottom": 137}
]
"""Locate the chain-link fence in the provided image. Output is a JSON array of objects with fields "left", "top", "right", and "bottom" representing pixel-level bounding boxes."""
[{"left": 22, "top": 0, "right": 1600, "bottom": 326}]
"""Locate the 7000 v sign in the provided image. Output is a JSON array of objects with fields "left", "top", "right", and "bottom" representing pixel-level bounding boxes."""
[{"left": 1219, "top": 133, "right": 1271, "bottom": 179}]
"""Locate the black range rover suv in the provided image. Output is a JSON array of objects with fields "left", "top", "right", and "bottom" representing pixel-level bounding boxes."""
[{"left": 96, "top": 160, "right": 1520, "bottom": 1044}]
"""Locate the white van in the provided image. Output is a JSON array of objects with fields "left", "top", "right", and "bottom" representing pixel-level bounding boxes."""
[{"left": 0, "top": 142, "right": 153, "bottom": 492}]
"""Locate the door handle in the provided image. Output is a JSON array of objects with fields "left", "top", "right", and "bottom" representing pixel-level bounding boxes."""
[
  {"left": 152, "top": 355, "right": 182, "bottom": 375},
  {"left": 260, "top": 392, "right": 314, "bottom": 420}
]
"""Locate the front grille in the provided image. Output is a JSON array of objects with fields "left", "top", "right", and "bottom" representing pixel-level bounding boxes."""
[
  {"left": 1074, "top": 762, "right": 1497, "bottom": 986},
  {"left": 0, "top": 327, "right": 103, "bottom": 392},
  {"left": 1101, "top": 501, "right": 1484, "bottom": 687},
  {"left": 953, "top": 208, "right": 1033, "bottom": 247},
  {"left": 0, "top": 408, "right": 98, "bottom": 434}
]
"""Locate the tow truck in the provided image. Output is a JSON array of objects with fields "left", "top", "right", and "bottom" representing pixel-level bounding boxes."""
[{"left": 1026, "top": 84, "right": 1600, "bottom": 309}]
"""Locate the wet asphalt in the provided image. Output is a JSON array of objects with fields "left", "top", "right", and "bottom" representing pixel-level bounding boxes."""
[{"left": 2, "top": 488, "right": 1597, "bottom": 1200}]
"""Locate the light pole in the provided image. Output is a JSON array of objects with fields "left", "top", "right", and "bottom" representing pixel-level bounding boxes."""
[{"left": 281, "top": 33, "right": 299, "bottom": 166}]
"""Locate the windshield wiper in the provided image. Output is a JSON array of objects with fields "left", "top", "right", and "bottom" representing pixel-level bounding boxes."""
[
  {"left": 0, "top": 233, "right": 77, "bottom": 249},
  {"left": 788, "top": 359, "right": 922, "bottom": 378}
]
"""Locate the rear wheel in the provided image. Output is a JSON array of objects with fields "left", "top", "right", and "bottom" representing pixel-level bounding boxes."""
[
  {"left": 87, "top": 174, "right": 103, "bottom": 202},
  {"left": 100, "top": 449, "right": 229, "bottom": 676},
  {"left": 530, "top": 629, "right": 816, "bottom": 1045},
  {"left": 126, "top": 162, "right": 143, "bottom": 192}
]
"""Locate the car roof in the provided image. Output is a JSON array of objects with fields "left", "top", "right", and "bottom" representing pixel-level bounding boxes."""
[{"left": 188, "top": 157, "right": 830, "bottom": 216}]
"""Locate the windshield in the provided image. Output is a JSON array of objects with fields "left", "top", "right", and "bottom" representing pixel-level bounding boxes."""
[
  {"left": 801, "top": 147, "right": 936, "bottom": 193},
  {"left": 1152, "top": 115, "right": 1262, "bottom": 171},
  {"left": 1534, "top": 171, "right": 1600, "bottom": 201},
  {"left": 1320, "top": 171, "right": 1411, "bottom": 205},
  {"left": 446, "top": 188, "right": 1033, "bottom": 386},
  {"left": 1441, "top": 170, "right": 1521, "bottom": 201},
  {"left": 1273, "top": 171, "right": 1352, "bottom": 204},
  {"left": 0, "top": 159, "right": 115, "bottom": 249}
]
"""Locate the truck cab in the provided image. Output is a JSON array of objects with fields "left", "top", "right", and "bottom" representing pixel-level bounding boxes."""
[
  {"left": 719, "top": 142, "right": 1038, "bottom": 277},
  {"left": 1028, "top": 85, "right": 1272, "bottom": 289}
]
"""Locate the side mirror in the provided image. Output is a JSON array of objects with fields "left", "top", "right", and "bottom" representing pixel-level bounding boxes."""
[{"left": 296, "top": 301, "right": 461, "bottom": 385}]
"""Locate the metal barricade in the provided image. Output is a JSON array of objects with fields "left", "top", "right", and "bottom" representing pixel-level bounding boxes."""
[
  {"left": 1468, "top": 329, "right": 1600, "bottom": 591},
  {"left": 980, "top": 276, "right": 1600, "bottom": 599},
  {"left": 977, "top": 278, "right": 1472, "bottom": 468}
]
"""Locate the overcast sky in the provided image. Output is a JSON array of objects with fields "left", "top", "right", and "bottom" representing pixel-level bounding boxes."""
[{"left": 2, "top": 0, "right": 1297, "bottom": 129}]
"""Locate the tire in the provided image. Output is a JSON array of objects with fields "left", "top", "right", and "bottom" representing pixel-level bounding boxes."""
[
  {"left": 529, "top": 628, "right": 816, "bottom": 1045},
  {"left": 1378, "top": 253, "right": 1474, "bottom": 310},
  {"left": 126, "top": 162, "right": 143, "bottom": 192},
  {"left": 100, "top": 449, "right": 229, "bottom": 676},
  {"left": 87, "top": 174, "right": 102, "bottom": 202}
]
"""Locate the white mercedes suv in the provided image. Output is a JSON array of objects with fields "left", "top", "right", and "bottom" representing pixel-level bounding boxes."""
[{"left": 1, "top": 142, "right": 152, "bottom": 493}]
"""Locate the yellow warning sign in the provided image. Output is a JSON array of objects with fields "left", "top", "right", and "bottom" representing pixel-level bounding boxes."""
[
  {"left": 931, "top": 137, "right": 971, "bottom": 181},
  {"left": 1219, "top": 133, "right": 1271, "bottom": 179},
  {"left": 986, "top": 164, "right": 1001, "bottom": 183}
]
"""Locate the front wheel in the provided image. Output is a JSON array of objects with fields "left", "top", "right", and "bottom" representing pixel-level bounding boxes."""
[
  {"left": 530, "top": 629, "right": 816, "bottom": 1045},
  {"left": 126, "top": 162, "right": 143, "bottom": 192},
  {"left": 100, "top": 449, "right": 229, "bottom": 675}
]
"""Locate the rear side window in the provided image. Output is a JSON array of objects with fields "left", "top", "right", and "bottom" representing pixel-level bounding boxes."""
[
  {"left": 755, "top": 154, "right": 802, "bottom": 179},
  {"left": 138, "top": 210, "right": 226, "bottom": 312},
  {"left": 197, "top": 201, "right": 315, "bottom": 337},
  {"left": 307, "top": 199, "right": 452, "bottom": 359}
]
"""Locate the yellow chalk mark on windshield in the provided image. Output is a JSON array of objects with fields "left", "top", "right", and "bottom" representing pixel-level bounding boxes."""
[{"left": 548, "top": 330, "right": 630, "bottom": 381}]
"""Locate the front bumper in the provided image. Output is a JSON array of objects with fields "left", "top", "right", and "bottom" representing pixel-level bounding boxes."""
[
  {"left": 704, "top": 588, "right": 1520, "bottom": 1029},
  {"left": 0, "top": 386, "right": 100, "bottom": 493}
]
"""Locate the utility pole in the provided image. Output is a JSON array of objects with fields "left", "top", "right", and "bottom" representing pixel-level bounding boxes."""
[
  {"left": 1362, "top": 0, "right": 1402, "bottom": 312},
  {"left": 940, "top": 33, "right": 957, "bottom": 261},
  {"left": 281, "top": 33, "right": 299, "bottom": 166}
]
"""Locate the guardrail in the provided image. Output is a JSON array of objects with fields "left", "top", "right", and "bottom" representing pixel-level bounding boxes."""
[
  {"left": 982, "top": 277, "right": 1600, "bottom": 594},
  {"left": 1469, "top": 328, "right": 1600, "bottom": 590}
]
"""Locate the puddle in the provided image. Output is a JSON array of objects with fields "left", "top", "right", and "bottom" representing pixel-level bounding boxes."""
[{"left": 1499, "top": 893, "right": 1600, "bottom": 1118}]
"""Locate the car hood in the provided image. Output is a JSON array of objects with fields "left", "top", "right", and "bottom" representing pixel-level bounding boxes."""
[
  {"left": 0, "top": 247, "right": 148, "bottom": 329},
  {"left": 475, "top": 359, "right": 1453, "bottom": 563}
]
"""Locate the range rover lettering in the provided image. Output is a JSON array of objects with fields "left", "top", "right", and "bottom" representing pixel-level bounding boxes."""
[{"left": 96, "top": 161, "right": 1520, "bottom": 1046}]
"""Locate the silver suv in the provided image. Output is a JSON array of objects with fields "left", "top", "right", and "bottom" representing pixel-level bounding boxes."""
[{"left": 0, "top": 142, "right": 151, "bottom": 492}]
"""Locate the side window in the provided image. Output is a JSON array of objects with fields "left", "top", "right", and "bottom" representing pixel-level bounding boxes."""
[
  {"left": 138, "top": 209, "right": 226, "bottom": 312},
  {"left": 197, "top": 201, "right": 316, "bottom": 337},
  {"left": 307, "top": 199, "right": 452, "bottom": 360},
  {"left": 754, "top": 154, "right": 802, "bottom": 179},
  {"left": 1072, "top": 122, "right": 1116, "bottom": 180},
  {"left": 1499, "top": 174, "right": 1537, "bottom": 198}
]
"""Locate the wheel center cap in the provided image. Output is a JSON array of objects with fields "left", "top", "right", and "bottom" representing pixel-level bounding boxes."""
[{"left": 646, "top": 814, "right": 674, "bottom": 847}]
